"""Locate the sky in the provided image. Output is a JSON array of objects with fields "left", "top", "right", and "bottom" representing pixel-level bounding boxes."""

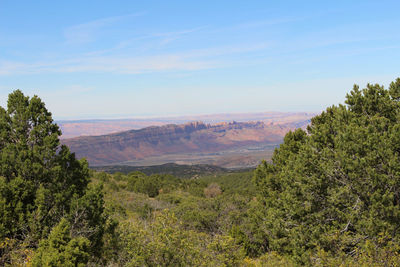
[{"left": 0, "top": 0, "right": 399, "bottom": 120}]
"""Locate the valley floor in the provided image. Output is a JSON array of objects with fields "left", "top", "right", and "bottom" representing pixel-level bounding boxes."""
[{"left": 113, "top": 145, "right": 276, "bottom": 169}]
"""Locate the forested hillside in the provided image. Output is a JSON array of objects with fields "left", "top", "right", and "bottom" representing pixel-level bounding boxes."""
[{"left": 2, "top": 79, "right": 400, "bottom": 266}]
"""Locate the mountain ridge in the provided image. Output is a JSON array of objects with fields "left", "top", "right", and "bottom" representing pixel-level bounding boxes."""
[
  {"left": 62, "top": 119, "right": 310, "bottom": 166},
  {"left": 58, "top": 111, "right": 315, "bottom": 138}
]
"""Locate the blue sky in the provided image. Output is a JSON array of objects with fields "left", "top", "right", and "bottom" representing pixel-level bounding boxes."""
[{"left": 1, "top": 0, "right": 399, "bottom": 119}]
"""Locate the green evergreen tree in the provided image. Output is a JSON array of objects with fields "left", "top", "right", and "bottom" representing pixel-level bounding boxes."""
[
  {"left": 254, "top": 78, "right": 400, "bottom": 263},
  {"left": 0, "top": 90, "right": 112, "bottom": 264}
]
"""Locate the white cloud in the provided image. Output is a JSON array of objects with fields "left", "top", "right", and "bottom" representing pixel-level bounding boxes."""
[
  {"left": 58, "top": 55, "right": 217, "bottom": 73},
  {"left": 85, "top": 26, "right": 208, "bottom": 54},
  {"left": 152, "top": 26, "right": 208, "bottom": 45},
  {"left": 0, "top": 41, "right": 270, "bottom": 75},
  {"left": 0, "top": 55, "right": 216, "bottom": 75},
  {"left": 0, "top": 60, "right": 29, "bottom": 75},
  {"left": 64, "top": 13, "right": 145, "bottom": 45}
]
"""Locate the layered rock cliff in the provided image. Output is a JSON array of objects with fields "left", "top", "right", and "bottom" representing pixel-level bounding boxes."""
[{"left": 62, "top": 120, "right": 309, "bottom": 166}]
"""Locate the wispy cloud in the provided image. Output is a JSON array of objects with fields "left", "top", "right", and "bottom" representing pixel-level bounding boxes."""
[
  {"left": 78, "top": 25, "right": 208, "bottom": 57},
  {"left": 0, "top": 60, "right": 30, "bottom": 75},
  {"left": 183, "top": 43, "right": 270, "bottom": 58},
  {"left": 59, "top": 55, "right": 217, "bottom": 74},
  {"left": 0, "top": 55, "right": 215, "bottom": 75},
  {"left": 208, "top": 16, "right": 307, "bottom": 34},
  {"left": 58, "top": 84, "right": 94, "bottom": 95},
  {"left": 152, "top": 26, "right": 208, "bottom": 45},
  {"left": 64, "top": 12, "right": 145, "bottom": 45},
  {"left": 0, "top": 42, "right": 269, "bottom": 75},
  {"left": 235, "top": 16, "right": 307, "bottom": 30}
]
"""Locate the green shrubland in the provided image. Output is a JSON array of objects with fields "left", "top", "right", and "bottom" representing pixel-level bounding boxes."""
[{"left": 2, "top": 79, "right": 400, "bottom": 265}]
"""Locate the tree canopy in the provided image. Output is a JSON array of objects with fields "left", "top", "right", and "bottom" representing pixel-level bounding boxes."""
[
  {"left": 0, "top": 90, "right": 110, "bottom": 265},
  {"left": 254, "top": 78, "right": 400, "bottom": 263}
]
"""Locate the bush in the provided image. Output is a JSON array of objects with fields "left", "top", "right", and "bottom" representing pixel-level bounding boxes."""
[
  {"left": 204, "top": 183, "right": 222, "bottom": 198},
  {"left": 32, "top": 219, "right": 90, "bottom": 267},
  {"left": 119, "top": 210, "right": 245, "bottom": 266}
]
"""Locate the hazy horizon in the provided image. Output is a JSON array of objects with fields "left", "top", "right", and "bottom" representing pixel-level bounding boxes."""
[{"left": 55, "top": 110, "right": 316, "bottom": 122}]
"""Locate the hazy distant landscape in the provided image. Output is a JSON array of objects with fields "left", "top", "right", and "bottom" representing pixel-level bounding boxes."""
[
  {"left": 62, "top": 113, "right": 312, "bottom": 167},
  {"left": 58, "top": 111, "right": 314, "bottom": 138}
]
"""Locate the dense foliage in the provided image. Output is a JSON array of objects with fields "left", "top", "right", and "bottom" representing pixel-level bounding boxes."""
[
  {"left": 254, "top": 78, "right": 400, "bottom": 264},
  {"left": 0, "top": 91, "right": 113, "bottom": 265}
]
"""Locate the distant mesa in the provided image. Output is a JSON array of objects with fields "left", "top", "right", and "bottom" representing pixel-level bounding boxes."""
[
  {"left": 62, "top": 113, "right": 313, "bottom": 167},
  {"left": 57, "top": 111, "right": 315, "bottom": 139}
]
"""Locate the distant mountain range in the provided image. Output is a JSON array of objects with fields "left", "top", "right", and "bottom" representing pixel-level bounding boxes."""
[
  {"left": 62, "top": 118, "right": 312, "bottom": 167},
  {"left": 57, "top": 112, "right": 315, "bottom": 139}
]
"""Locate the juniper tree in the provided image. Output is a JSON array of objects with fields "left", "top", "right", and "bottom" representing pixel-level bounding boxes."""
[
  {"left": 254, "top": 78, "right": 400, "bottom": 263},
  {"left": 0, "top": 90, "right": 110, "bottom": 264}
]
